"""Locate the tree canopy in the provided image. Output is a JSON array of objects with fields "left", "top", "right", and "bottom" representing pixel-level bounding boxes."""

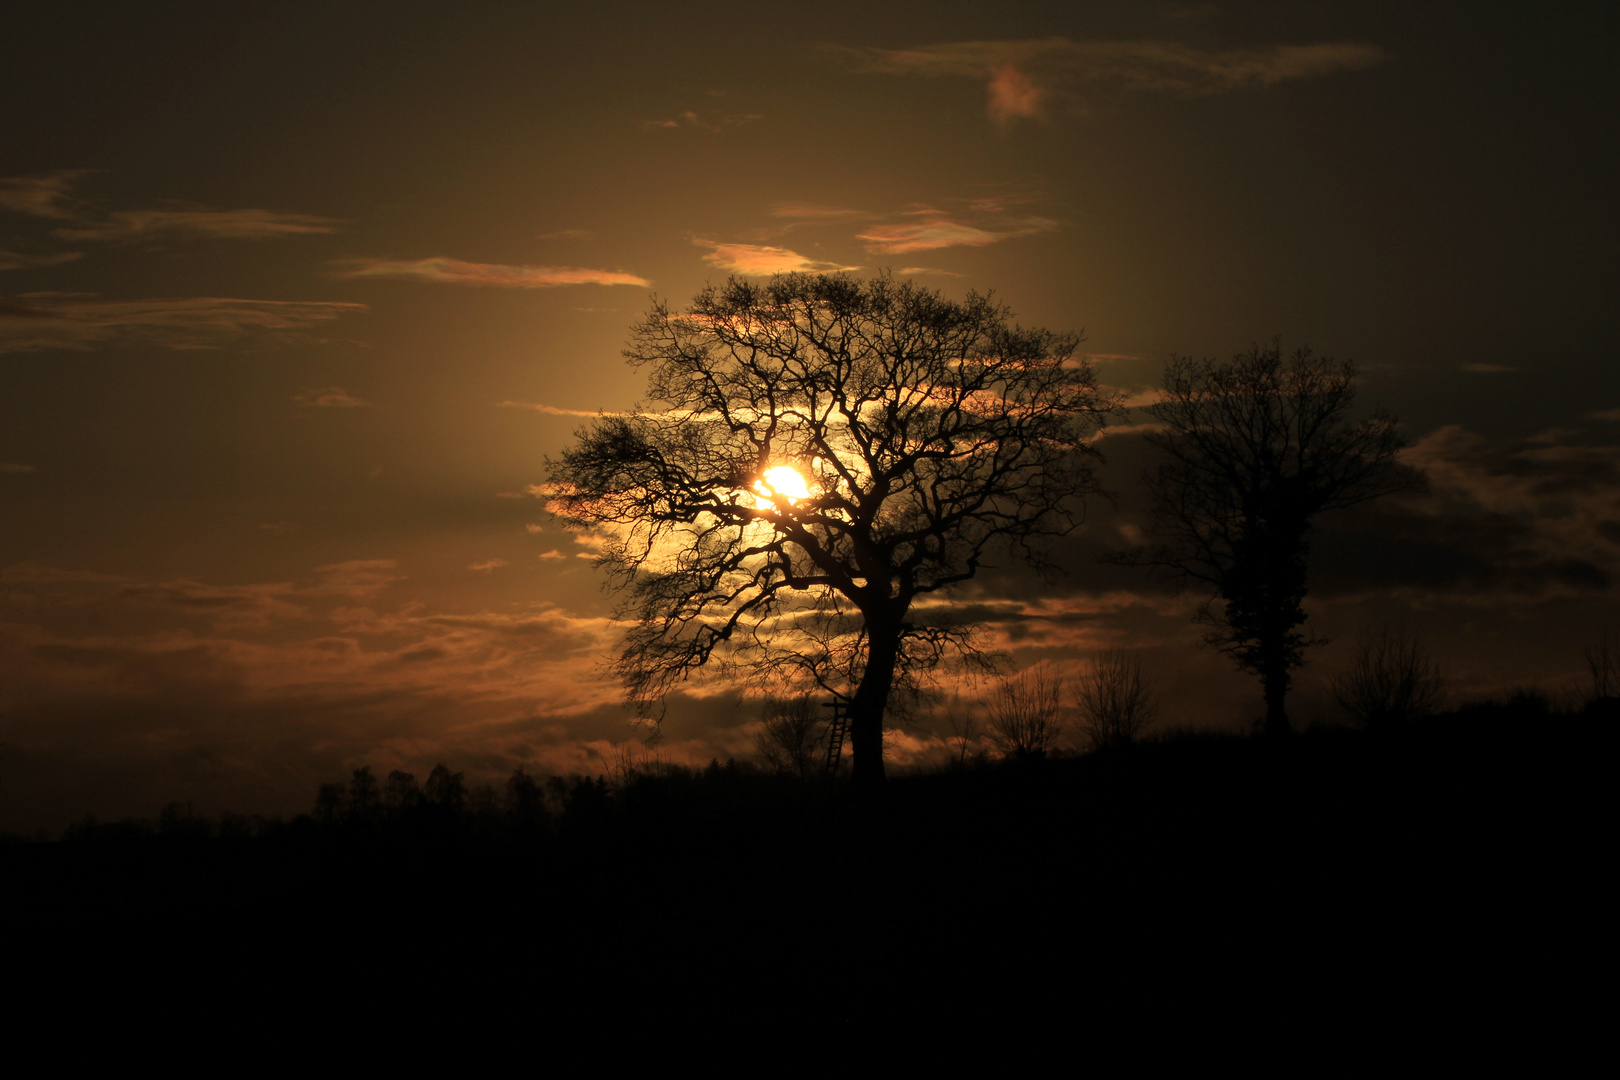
[
  {"left": 1134, "top": 341, "right": 1414, "bottom": 733},
  {"left": 547, "top": 272, "right": 1117, "bottom": 786}
]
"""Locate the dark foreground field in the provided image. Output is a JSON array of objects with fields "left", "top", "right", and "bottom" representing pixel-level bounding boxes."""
[{"left": 5, "top": 704, "right": 1611, "bottom": 1048}]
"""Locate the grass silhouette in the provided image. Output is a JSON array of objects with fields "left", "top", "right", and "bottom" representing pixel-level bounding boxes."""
[{"left": 4, "top": 696, "right": 1608, "bottom": 1042}]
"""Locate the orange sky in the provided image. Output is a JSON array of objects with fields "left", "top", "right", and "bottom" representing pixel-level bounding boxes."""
[{"left": 2, "top": 2, "right": 1616, "bottom": 830}]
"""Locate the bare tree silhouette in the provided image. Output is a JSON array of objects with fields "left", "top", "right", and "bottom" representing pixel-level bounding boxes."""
[
  {"left": 985, "top": 667, "right": 1064, "bottom": 761},
  {"left": 754, "top": 695, "right": 828, "bottom": 780},
  {"left": 1126, "top": 341, "right": 1415, "bottom": 734},
  {"left": 384, "top": 769, "right": 421, "bottom": 811},
  {"left": 1329, "top": 624, "right": 1445, "bottom": 729},
  {"left": 1584, "top": 630, "right": 1619, "bottom": 702},
  {"left": 548, "top": 272, "right": 1116, "bottom": 790},
  {"left": 943, "top": 707, "right": 984, "bottom": 768},
  {"left": 1072, "top": 649, "right": 1158, "bottom": 749}
]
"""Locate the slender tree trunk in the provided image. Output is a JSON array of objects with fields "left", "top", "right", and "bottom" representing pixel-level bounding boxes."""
[
  {"left": 1261, "top": 657, "right": 1292, "bottom": 736},
  {"left": 849, "top": 623, "right": 900, "bottom": 792}
]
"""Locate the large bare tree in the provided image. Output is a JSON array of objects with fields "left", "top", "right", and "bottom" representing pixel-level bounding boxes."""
[
  {"left": 1132, "top": 341, "right": 1415, "bottom": 734},
  {"left": 547, "top": 273, "right": 1116, "bottom": 788}
]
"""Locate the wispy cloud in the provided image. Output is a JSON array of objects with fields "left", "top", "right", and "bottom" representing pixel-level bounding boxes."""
[
  {"left": 1101, "top": 386, "right": 1163, "bottom": 410},
  {"left": 1, "top": 463, "right": 36, "bottom": 474},
  {"left": 0, "top": 249, "right": 82, "bottom": 271},
  {"left": 987, "top": 63, "right": 1045, "bottom": 124},
  {"left": 468, "top": 559, "right": 510, "bottom": 572},
  {"left": 857, "top": 210, "right": 1058, "bottom": 253},
  {"left": 769, "top": 203, "right": 876, "bottom": 222},
  {"left": 1370, "top": 425, "right": 1620, "bottom": 598},
  {"left": 0, "top": 294, "right": 367, "bottom": 353},
  {"left": 0, "top": 560, "right": 644, "bottom": 828},
  {"left": 641, "top": 109, "right": 762, "bottom": 133},
  {"left": 694, "top": 240, "right": 862, "bottom": 275},
  {"left": 1591, "top": 408, "right": 1620, "bottom": 422},
  {"left": 828, "top": 37, "right": 1390, "bottom": 125},
  {"left": 294, "top": 387, "right": 371, "bottom": 408},
  {"left": 537, "top": 229, "right": 595, "bottom": 241},
  {"left": 1, "top": 171, "right": 341, "bottom": 243},
  {"left": 118, "top": 579, "right": 309, "bottom": 629},
  {"left": 496, "top": 401, "right": 626, "bottom": 418},
  {"left": 334, "top": 257, "right": 650, "bottom": 288},
  {"left": 897, "top": 266, "right": 965, "bottom": 277},
  {"left": 55, "top": 208, "right": 341, "bottom": 242},
  {"left": 0, "top": 171, "right": 91, "bottom": 219}
]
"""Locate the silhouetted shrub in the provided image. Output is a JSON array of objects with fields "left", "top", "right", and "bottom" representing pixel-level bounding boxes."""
[
  {"left": 1330, "top": 624, "right": 1445, "bottom": 729},
  {"left": 159, "top": 801, "right": 212, "bottom": 840},
  {"left": 754, "top": 695, "right": 828, "bottom": 780},
  {"left": 1073, "top": 649, "right": 1158, "bottom": 750},
  {"left": 1584, "top": 630, "right": 1618, "bottom": 703},
  {"left": 986, "top": 667, "right": 1064, "bottom": 761}
]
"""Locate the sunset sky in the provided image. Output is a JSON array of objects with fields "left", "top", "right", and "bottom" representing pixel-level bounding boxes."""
[{"left": 3, "top": 2, "right": 1615, "bottom": 830}]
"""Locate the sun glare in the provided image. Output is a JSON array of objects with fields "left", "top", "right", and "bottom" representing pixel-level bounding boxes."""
[{"left": 756, "top": 465, "right": 812, "bottom": 504}]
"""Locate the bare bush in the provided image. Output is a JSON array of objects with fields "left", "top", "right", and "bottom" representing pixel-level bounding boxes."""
[
  {"left": 985, "top": 668, "right": 1064, "bottom": 761},
  {"left": 753, "top": 696, "right": 827, "bottom": 780},
  {"left": 1073, "top": 649, "right": 1158, "bottom": 750},
  {"left": 1329, "top": 624, "right": 1445, "bottom": 729},
  {"left": 943, "top": 708, "right": 983, "bottom": 767},
  {"left": 1585, "top": 630, "right": 1619, "bottom": 701}
]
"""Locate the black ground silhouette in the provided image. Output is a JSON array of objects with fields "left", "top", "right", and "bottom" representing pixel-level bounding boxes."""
[{"left": 6, "top": 698, "right": 1610, "bottom": 1044}]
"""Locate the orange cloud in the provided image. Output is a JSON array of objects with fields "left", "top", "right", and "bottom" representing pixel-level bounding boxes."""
[
  {"left": 769, "top": 203, "right": 875, "bottom": 222},
  {"left": 294, "top": 387, "right": 371, "bottom": 408},
  {"left": 857, "top": 213, "right": 1057, "bottom": 254},
  {"left": 496, "top": 401, "right": 628, "bottom": 418},
  {"left": 987, "top": 64, "right": 1044, "bottom": 124},
  {"left": 334, "top": 257, "right": 650, "bottom": 288},
  {"left": 694, "top": 240, "right": 862, "bottom": 275}
]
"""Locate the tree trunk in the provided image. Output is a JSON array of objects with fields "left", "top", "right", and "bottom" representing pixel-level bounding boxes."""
[
  {"left": 849, "top": 623, "right": 900, "bottom": 792},
  {"left": 1261, "top": 659, "right": 1292, "bottom": 736}
]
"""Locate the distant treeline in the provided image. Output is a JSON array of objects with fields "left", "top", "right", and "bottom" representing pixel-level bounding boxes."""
[{"left": 25, "top": 688, "right": 1614, "bottom": 849}]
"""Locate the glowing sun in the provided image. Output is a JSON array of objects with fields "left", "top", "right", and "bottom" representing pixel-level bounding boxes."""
[{"left": 756, "top": 465, "right": 811, "bottom": 504}]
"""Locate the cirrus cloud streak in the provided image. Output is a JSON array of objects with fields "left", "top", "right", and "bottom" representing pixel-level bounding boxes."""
[
  {"left": 334, "top": 257, "right": 650, "bottom": 288},
  {"left": 0, "top": 293, "right": 367, "bottom": 353}
]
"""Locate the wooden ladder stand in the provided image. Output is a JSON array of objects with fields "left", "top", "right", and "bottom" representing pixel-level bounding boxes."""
[{"left": 822, "top": 698, "right": 850, "bottom": 776}]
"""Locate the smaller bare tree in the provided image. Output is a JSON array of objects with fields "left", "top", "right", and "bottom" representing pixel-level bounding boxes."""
[
  {"left": 1073, "top": 649, "right": 1158, "bottom": 750},
  {"left": 1584, "top": 630, "right": 1619, "bottom": 702},
  {"left": 985, "top": 668, "right": 1064, "bottom": 761},
  {"left": 943, "top": 707, "right": 983, "bottom": 768},
  {"left": 1329, "top": 624, "right": 1445, "bottom": 729},
  {"left": 753, "top": 695, "right": 828, "bottom": 780}
]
